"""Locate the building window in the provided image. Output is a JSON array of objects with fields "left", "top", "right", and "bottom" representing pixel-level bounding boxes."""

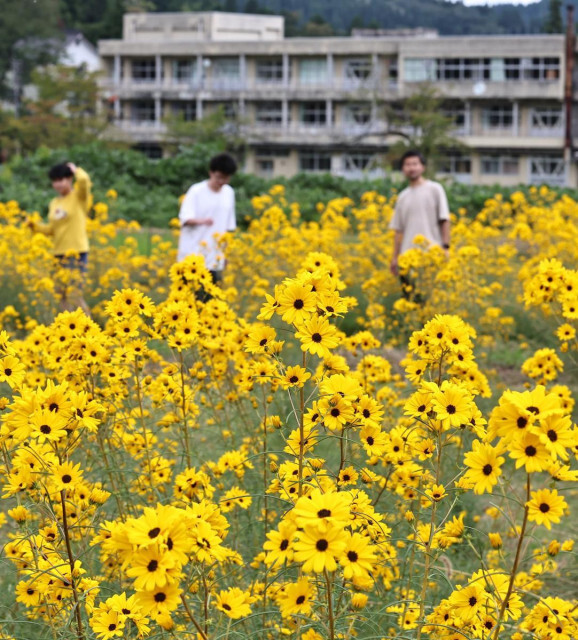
[
  {"left": 482, "top": 105, "right": 514, "bottom": 131},
  {"left": 299, "top": 101, "right": 327, "bottom": 125},
  {"left": 131, "top": 59, "right": 157, "bottom": 82},
  {"left": 344, "top": 152, "right": 375, "bottom": 171},
  {"left": 212, "top": 101, "right": 238, "bottom": 119},
  {"left": 298, "top": 58, "right": 328, "bottom": 85},
  {"left": 530, "top": 107, "right": 563, "bottom": 134},
  {"left": 344, "top": 103, "right": 372, "bottom": 125},
  {"left": 440, "top": 155, "right": 472, "bottom": 174},
  {"left": 254, "top": 147, "right": 290, "bottom": 157},
  {"left": 299, "top": 150, "right": 331, "bottom": 172},
  {"left": 133, "top": 143, "right": 163, "bottom": 159},
  {"left": 255, "top": 101, "right": 283, "bottom": 125},
  {"left": 256, "top": 58, "right": 284, "bottom": 83},
  {"left": 344, "top": 58, "right": 373, "bottom": 80},
  {"left": 389, "top": 59, "right": 398, "bottom": 85},
  {"left": 404, "top": 57, "right": 560, "bottom": 83},
  {"left": 131, "top": 100, "right": 156, "bottom": 122},
  {"left": 443, "top": 104, "right": 467, "bottom": 131},
  {"left": 481, "top": 155, "right": 519, "bottom": 175},
  {"left": 172, "top": 101, "right": 197, "bottom": 121},
  {"left": 256, "top": 159, "right": 274, "bottom": 177},
  {"left": 172, "top": 59, "right": 198, "bottom": 83},
  {"left": 404, "top": 58, "right": 437, "bottom": 82},
  {"left": 529, "top": 156, "right": 565, "bottom": 185},
  {"left": 212, "top": 57, "right": 241, "bottom": 89}
]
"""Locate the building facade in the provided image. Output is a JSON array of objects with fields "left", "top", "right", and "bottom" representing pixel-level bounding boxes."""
[{"left": 98, "top": 11, "right": 576, "bottom": 186}]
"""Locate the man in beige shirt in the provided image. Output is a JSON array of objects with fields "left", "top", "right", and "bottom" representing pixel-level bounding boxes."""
[{"left": 389, "top": 150, "right": 451, "bottom": 298}]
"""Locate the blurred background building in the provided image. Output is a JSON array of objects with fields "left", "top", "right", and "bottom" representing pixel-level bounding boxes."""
[{"left": 99, "top": 11, "right": 573, "bottom": 186}]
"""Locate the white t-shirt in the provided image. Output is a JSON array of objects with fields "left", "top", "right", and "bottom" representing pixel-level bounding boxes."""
[
  {"left": 389, "top": 180, "right": 450, "bottom": 255},
  {"left": 177, "top": 180, "right": 236, "bottom": 270}
]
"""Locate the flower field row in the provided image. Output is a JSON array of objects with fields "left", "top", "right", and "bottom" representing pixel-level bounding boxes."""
[{"left": 0, "top": 185, "right": 576, "bottom": 640}]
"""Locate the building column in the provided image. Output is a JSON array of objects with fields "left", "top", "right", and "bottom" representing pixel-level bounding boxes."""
[
  {"left": 282, "top": 99, "right": 289, "bottom": 130},
  {"left": 113, "top": 54, "right": 121, "bottom": 84},
  {"left": 197, "top": 54, "right": 204, "bottom": 88},
  {"left": 326, "top": 99, "right": 333, "bottom": 129},
  {"left": 513, "top": 100, "right": 519, "bottom": 136},
  {"left": 327, "top": 53, "right": 334, "bottom": 86},
  {"left": 464, "top": 100, "right": 471, "bottom": 135},
  {"left": 196, "top": 97, "right": 203, "bottom": 119},
  {"left": 154, "top": 95, "right": 161, "bottom": 127},
  {"left": 240, "top": 54, "right": 247, "bottom": 90},
  {"left": 282, "top": 53, "right": 290, "bottom": 89},
  {"left": 372, "top": 53, "right": 379, "bottom": 89},
  {"left": 155, "top": 54, "right": 162, "bottom": 85}
]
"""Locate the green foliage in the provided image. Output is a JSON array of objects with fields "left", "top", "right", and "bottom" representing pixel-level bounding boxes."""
[
  {"left": 386, "top": 86, "right": 465, "bottom": 175},
  {"left": 0, "top": 66, "right": 105, "bottom": 156},
  {"left": 545, "top": 0, "right": 563, "bottom": 32},
  {"left": 0, "top": 0, "right": 62, "bottom": 99},
  {"left": 1, "top": 141, "right": 577, "bottom": 229}
]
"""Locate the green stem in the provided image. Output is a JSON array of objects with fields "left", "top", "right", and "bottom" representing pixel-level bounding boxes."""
[
  {"left": 491, "top": 474, "right": 531, "bottom": 640},
  {"left": 179, "top": 351, "right": 192, "bottom": 467},
  {"left": 180, "top": 594, "right": 208, "bottom": 640},
  {"left": 60, "top": 490, "right": 85, "bottom": 640},
  {"left": 324, "top": 568, "right": 335, "bottom": 640}
]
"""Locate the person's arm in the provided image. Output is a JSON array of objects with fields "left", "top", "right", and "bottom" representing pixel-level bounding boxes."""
[
  {"left": 179, "top": 186, "right": 213, "bottom": 228},
  {"left": 440, "top": 219, "right": 450, "bottom": 249},
  {"left": 389, "top": 204, "right": 403, "bottom": 276},
  {"left": 437, "top": 185, "right": 451, "bottom": 253},
  {"left": 227, "top": 190, "right": 236, "bottom": 233},
  {"left": 69, "top": 163, "right": 92, "bottom": 212},
  {"left": 390, "top": 231, "right": 403, "bottom": 276}
]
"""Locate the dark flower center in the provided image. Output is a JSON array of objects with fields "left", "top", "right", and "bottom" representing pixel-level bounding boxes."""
[
  {"left": 539, "top": 502, "right": 550, "bottom": 513},
  {"left": 148, "top": 527, "right": 161, "bottom": 538},
  {"left": 154, "top": 592, "right": 166, "bottom": 602},
  {"left": 469, "top": 596, "right": 477, "bottom": 607},
  {"left": 296, "top": 595, "right": 306, "bottom": 604},
  {"left": 280, "top": 539, "right": 289, "bottom": 551},
  {"left": 525, "top": 446, "right": 537, "bottom": 457},
  {"left": 316, "top": 539, "right": 329, "bottom": 551},
  {"left": 311, "top": 333, "right": 322, "bottom": 343},
  {"left": 294, "top": 299, "right": 304, "bottom": 309},
  {"left": 347, "top": 551, "right": 359, "bottom": 562},
  {"left": 147, "top": 560, "right": 158, "bottom": 572},
  {"left": 317, "top": 508, "right": 331, "bottom": 518},
  {"left": 61, "top": 474, "right": 72, "bottom": 483},
  {"left": 482, "top": 464, "right": 493, "bottom": 476},
  {"left": 446, "top": 404, "right": 456, "bottom": 414}
]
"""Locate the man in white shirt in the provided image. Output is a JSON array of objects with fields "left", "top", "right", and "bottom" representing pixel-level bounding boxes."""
[
  {"left": 389, "top": 150, "right": 450, "bottom": 299},
  {"left": 177, "top": 153, "right": 238, "bottom": 293}
]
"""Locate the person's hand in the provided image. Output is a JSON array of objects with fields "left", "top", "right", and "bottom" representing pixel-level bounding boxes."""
[
  {"left": 67, "top": 162, "right": 78, "bottom": 174},
  {"left": 183, "top": 218, "right": 213, "bottom": 227},
  {"left": 390, "top": 257, "right": 398, "bottom": 277}
]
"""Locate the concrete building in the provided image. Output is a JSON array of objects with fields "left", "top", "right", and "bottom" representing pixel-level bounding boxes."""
[{"left": 98, "top": 11, "right": 576, "bottom": 186}]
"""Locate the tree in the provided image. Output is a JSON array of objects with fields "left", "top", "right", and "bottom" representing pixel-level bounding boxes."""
[
  {"left": 164, "top": 105, "right": 247, "bottom": 159},
  {"left": 0, "top": 0, "right": 62, "bottom": 103},
  {"left": 544, "top": 0, "right": 563, "bottom": 33},
  {"left": 384, "top": 86, "right": 466, "bottom": 175},
  {"left": 0, "top": 65, "right": 106, "bottom": 157}
]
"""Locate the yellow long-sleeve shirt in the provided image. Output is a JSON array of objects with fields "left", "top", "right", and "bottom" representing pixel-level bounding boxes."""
[{"left": 36, "top": 167, "right": 92, "bottom": 255}]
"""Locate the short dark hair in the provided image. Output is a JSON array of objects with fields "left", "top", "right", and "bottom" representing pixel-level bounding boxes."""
[
  {"left": 399, "top": 150, "right": 426, "bottom": 170},
  {"left": 48, "top": 163, "right": 73, "bottom": 181},
  {"left": 209, "top": 153, "right": 238, "bottom": 176}
]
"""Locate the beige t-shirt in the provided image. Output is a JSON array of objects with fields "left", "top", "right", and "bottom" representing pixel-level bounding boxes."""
[{"left": 389, "top": 180, "right": 450, "bottom": 255}]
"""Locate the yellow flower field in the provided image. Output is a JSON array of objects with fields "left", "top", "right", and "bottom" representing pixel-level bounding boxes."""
[{"left": 0, "top": 186, "right": 576, "bottom": 640}]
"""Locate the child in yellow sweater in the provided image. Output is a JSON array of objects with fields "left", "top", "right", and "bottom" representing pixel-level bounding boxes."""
[{"left": 33, "top": 162, "right": 92, "bottom": 315}]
